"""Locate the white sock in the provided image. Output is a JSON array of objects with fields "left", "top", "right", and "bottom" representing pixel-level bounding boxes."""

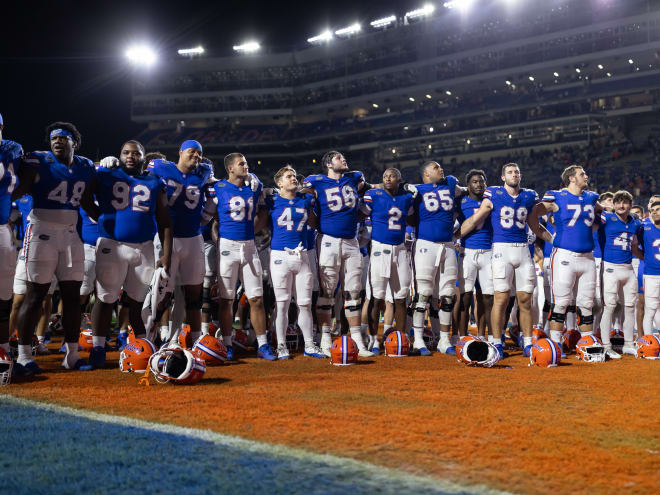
[
  {"left": 372, "top": 334, "right": 380, "bottom": 347},
  {"left": 298, "top": 304, "right": 314, "bottom": 346},
  {"left": 63, "top": 342, "right": 81, "bottom": 368},
  {"left": 350, "top": 326, "right": 366, "bottom": 349},
  {"left": 383, "top": 324, "right": 393, "bottom": 334},
  {"left": 550, "top": 330, "right": 563, "bottom": 345},
  {"left": 523, "top": 336, "right": 532, "bottom": 347},
  {"left": 18, "top": 344, "right": 33, "bottom": 365},
  {"left": 223, "top": 335, "right": 233, "bottom": 347},
  {"left": 413, "top": 326, "right": 424, "bottom": 348},
  {"left": 580, "top": 330, "right": 593, "bottom": 338},
  {"left": 440, "top": 331, "right": 451, "bottom": 344},
  {"left": 92, "top": 336, "right": 105, "bottom": 348},
  {"left": 201, "top": 322, "right": 209, "bottom": 335},
  {"left": 256, "top": 334, "right": 267, "bottom": 347}
]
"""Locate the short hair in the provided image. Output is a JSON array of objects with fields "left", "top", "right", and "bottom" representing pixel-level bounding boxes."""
[
  {"left": 631, "top": 205, "right": 644, "bottom": 214},
  {"left": 145, "top": 151, "right": 166, "bottom": 163},
  {"left": 383, "top": 167, "right": 402, "bottom": 181},
  {"left": 599, "top": 191, "right": 614, "bottom": 201},
  {"left": 45, "top": 121, "right": 81, "bottom": 148},
  {"left": 465, "top": 169, "right": 486, "bottom": 184},
  {"left": 321, "top": 150, "right": 342, "bottom": 170},
  {"left": 224, "top": 152, "right": 244, "bottom": 173},
  {"left": 501, "top": 162, "right": 519, "bottom": 176},
  {"left": 121, "top": 140, "right": 145, "bottom": 155},
  {"left": 561, "top": 165, "right": 583, "bottom": 186},
  {"left": 612, "top": 190, "right": 633, "bottom": 204},
  {"left": 274, "top": 165, "right": 296, "bottom": 185},
  {"left": 651, "top": 201, "right": 660, "bottom": 210},
  {"left": 296, "top": 173, "right": 305, "bottom": 184}
]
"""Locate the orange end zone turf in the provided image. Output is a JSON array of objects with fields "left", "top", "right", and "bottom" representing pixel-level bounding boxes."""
[{"left": 4, "top": 346, "right": 660, "bottom": 495}]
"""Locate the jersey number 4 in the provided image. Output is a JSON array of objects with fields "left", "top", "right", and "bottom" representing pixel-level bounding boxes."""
[{"left": 277, "top": 207, "right": 308, "bottom": 232}]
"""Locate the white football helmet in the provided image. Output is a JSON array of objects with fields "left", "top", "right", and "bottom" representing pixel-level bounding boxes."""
[
  {"left": 148, "top": 345, "right": 206, "bottom": 385},
  {"left": 456, "top": 336, "right": 499, "bottom": 368}
]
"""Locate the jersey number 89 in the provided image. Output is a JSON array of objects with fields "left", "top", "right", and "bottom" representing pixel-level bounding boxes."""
[{"left": 500, "top": 206, "right": 527, "bottom": 229}]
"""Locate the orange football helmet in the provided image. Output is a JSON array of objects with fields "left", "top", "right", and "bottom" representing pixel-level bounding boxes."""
[
  {"left": 562, "top": 329, "right": 581, "bottom": 352},
  {"left": 78, "top": 329, "right": 94, "bottom": 352},
  {"left": 529, "top": 338, "right": 562, "bottom": 367},
  {"left": 635, "top": 335, "right": 660, "bottom": 360},
  {"left": 120, "top": 337, "right": 157, "bottom": 373},
  {"left": 456, "top": 336, "right": 499, "bottom": 367},
  {"left": 207, "top": 321, "right": 219, "bottom": 337},
  {"left": 0, "top": 348, "right": 13, "bottom": 386},
  {"left": 232, "top": 328, "right": 250, "bottom": 350},
  {"left": 384, "top": 331, "right": 410, "bottom": 357},
  {"left": 531, "top": 328, "right": 547, "bottom": 343},
  {"left": 177, "top": 325, "right": 192, "bottom": 349},
  {"left": 192, "top": 335, "right": 227, "bottom": 365},
  {"left": 148, "top": 345, "right": 206, "bottom": 384},
  {"left": 575, "top": 335, "right": 606, "bottom": 362},
  {"left": 330, "top": 336, "right": 358, "bottom": 366}
]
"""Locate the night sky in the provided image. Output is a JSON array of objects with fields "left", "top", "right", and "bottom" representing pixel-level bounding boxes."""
[{"left": 3, "top": 0, "right": 408, "bottom": 159}]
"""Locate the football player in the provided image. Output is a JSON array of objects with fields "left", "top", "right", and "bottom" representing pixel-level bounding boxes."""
[
  {"left": 209, "top": 153, "right": 276, "bottom": 361},
  {"left": 457, "top": 169, "right": 493, "bottom": 341},
  {"left": 412, "top": 161, "right": 464, "bottom": 355},
  {"left": 361, "top": 168, "right": 415, "bottom": 351},
  {"left": 598, "top": 190, "right": 641, "bottom": 358},
  {"left": 592, "top": 191, "right": 614, "bottom": 335},
  {"left": 148, "top": 140, "right": 212, "bottom": 345},
  {"left": 461, "top": 163, "right": 538, "bottom": 357},
  {"left": 88, "top": 140, "right": 172, "bottom": 368},
  {"left": 200, "top": 160, "right": 218, "bottom": 337},
  {"left": 261, "top": 166, "right": 324, "bottom": 359},
  {"left": 12, "top": 122, "right": 98, "bottom": 374},
  {"left": 530, "top": 165, "right": 602, "bottom": 349},
  {"left": 634, "top": 201, "right": 660, "bottom": 335},
  {"left": 0, "top": 113, "right": 22, "bottom": 356},
  {"left": 302, "top": 151, "right": 372, "bottom": 356},
  {"left": 79, "top": 191, "right": 99, "bottom": 311}
]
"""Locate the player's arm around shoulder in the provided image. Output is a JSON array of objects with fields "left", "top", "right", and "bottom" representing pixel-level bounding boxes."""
[
  {"left": 155, "top": 189, "right": 173, "bottom": 272},
  {"left": 459, "top": 197, "right": 492, "bottom": 237},
  {"left": 529, "top": 194, "right": 556, "bottom": 243}
]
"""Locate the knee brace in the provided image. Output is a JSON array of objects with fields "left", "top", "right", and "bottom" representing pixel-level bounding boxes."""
[
  {"left": 414, "top": 294, "right": 430, "bottom": 313},
  {"left": 548, "top": 303, "right": 566, "bottom": 323},
  {"left": 185, "top": 298, "right": 203, "bottom": 311},
  {"left": 439, "top": 296, "right": 455, "bottom": 313},
  {"left": 317, "top": 297, "right": 333, "bottom": 316},
  {"left": 0, "top": 299, "right": 10, "bottom": 322},
  {"left": 576, "top": 307, "right": 593, "bottom": 326},
  {"left": 343, "top": 291, "right": 361, "bottom": 319}
]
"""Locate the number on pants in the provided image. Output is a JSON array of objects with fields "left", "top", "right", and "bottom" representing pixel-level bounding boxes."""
[
  {"left": 111, "top": 182, "right": 152, "bottom": 212},
  {"left": 276, "top": 207, "right": 308, "bottom": 232},
  {"left": 324, "top": 185, "right": 357, "bottom": 212},
  {"left": 387, "top": 207, "right": 402, "bottom": 230},
  {"left": 566, "top": 204, "right": 595, "bottom": 227},
  {"left": 229, "top": 196, "right": 254, "bottom": 221},
  {"left": 499, "top": 206, "right": 527, "bottom": 229},
  {"left": 422, "top": 190, "right": 452, "bottom": 212},
  {"left": 47, "top": 180, "right": 85, "bottom": 206},
  {"left": 0, "top": 162, "right": 17, "bottom": 194}
]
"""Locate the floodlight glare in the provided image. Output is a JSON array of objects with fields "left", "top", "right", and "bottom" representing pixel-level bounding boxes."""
[
  {"left": 178, "top": 46, "right": 204, "bottom": 56},
  {"left": 597, "top": 64, "right": 604, "bottom": 69},
  {"left": 125, "top": 45, "right": 157, "bottom": 67},
  {"left": 445, "top": 90, "right": 452, "bottom": 95},
  {"left": 443, "top": 1, "right": 474, "bottom": 12},
  {"left": 628, "top": 59, "right": 634, "bottom": 64},
  {"left": 575, "top": 68, "right": 581, "bottom": 73},
  {"left": 553, "top": 72, "right": 559, "bottom": 77},
  {"left": 233, "top": 41, "right": 260, "bottom": 53},
  {"left": 372, "top": 103, "right": 379, "bottom": 108},
  {"left": 307, "top": 31, "right": 333, "bottom": 44},
  {"left": 335, "top": 23, "right": 361, "bottom": 37},
  {"left": 370, "top": 15, "right": 396, "bottom": 28},
  {"left": 425, "top": 94, "right": 432, "bottom": 99},
  {"left": 406, "top": 3, "right": 436, "bottom": 19}
]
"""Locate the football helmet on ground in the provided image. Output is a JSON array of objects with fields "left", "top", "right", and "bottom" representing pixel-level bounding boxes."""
[
  {"left": 192, "top": 335, "right": 228, "bottom": 365},
  {"left": 384, "top": 331, "right": 410, "bottom": 357},
  {"left": 562, "top": 329, "right": 581, "bottom": 352},
  {"left": 635, "top": 334, "right": 660, "bottom": 360},
  {"left": 456, "top": 336, "right": 499, "bottom": 367},
  {"left": 575, "top": 335, "right": 606, "bottom": 362},
  {"left": 148, "top": 345, "right": 206, "bottom": 384},
  {"left": 119, "top": 334, "right": 157, "bottom": 373},
  {"left": 330, "top": 336, "right": 358, "bottom": 366},
  {"left": 529, "top": 338, "right": 561, "bottom": 368}
]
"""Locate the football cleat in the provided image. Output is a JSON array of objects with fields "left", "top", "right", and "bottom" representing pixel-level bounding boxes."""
[
  {"left": 436, "top": 339, "right": 456, "bottom": 355},
  {"left": 276, "top": 343, "right": 291, "bottom": 360},
  {"left": 330, "top": 336, "right": 359, "bottom": 366},
  {"left": 225, "top": 345, "right": 235, "bottom": 361},
  {"left": 120, "top": 336, "right": 157, "bottom": 373},
  {"left": 603, "top": 344, "right": 622, "bottom": 360},
  {"left": 384, "top": 331, "right": 410, "bottom": 357},
  {"left": 63, "top": 358, "right": 93, "bottom": 371},
  {"left": 456, "top": 336, "right": 499, "bottom": 368},
  {"left": 257, "top": 344, "right": 277, "bottom": 361},
  {"left": 88, "top": 346, "right": 107, "bottom": 369},
  {"left": 191, "top": 335, "right": 227, "bottom": 365},
  {"left": 621, "top": 343, "right": 637, "bottom": 356},
  {"left": 523, "top": 344, "right": 532, "bottom": 358},
  {"left": 414, "top": 346, "right": 432, "bottom": 356},
  {"left": 0, "top": 348, "right": 13, "bottom": 385},
  {"left": 371, "top": 343, "right": 380, "bottom": 355},
  {"left": 575, "top": 335, "right": 606, "bottom": 362},
  {"left": 13, "top": 361, "right": 43, "bottom": 377},
  {"left": 303, "top": 344, "right": 326, "bottom": 359},
  {"left": 34, "top": 341, "right": 50, "bottom": 356},
  {"left": 148, "top": 345, "right": 206, "bottom": 384},
  {"left": 529, "top": 338, "right": 562, "bottom": 367},
  {"left": 634, "top": 335, "right": 660, "bottom": 359}
]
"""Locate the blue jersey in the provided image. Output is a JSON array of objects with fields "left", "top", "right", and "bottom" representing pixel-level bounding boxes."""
[
  {"left": 13, "top": 195, "right": 32, "bottom": 242},
  {"left": 0, "top": 139, "right": 22, "bottom": 225},
  {"left": 22, "top": 151, "right": 95, "bottom": 214},
  {"left": 600, "top": 212, "right": 642, "bottom": 264},
  {"left": 201, "top": 183, "right": 217, "bottom": 242},
  {"left": 542, "top": 219, "right": 556, "bottom": 258},
  {"left": 638, "top": 219, "right": 660, "bottom": 276},
  {"left": 79, "top": 207, "right": 99, "bottom": 246},
  {"left": 414, "top": 176, "right": 459, "bottom": 243},
  {"left": 362, "top": 188, "right": 414, "bottom": 245},
  {"left": 459, "top": 195, "right": 492, "bottom": 249},
  {"left": 593, "top": 227, "right": 604, "bottom": 259},
  {"left": 95, "top": 167, "right": 163, "bottom": 243},
  {"left": 484, "top": 186, "right": 538, "bottom": 243},
  {"left": 303, "top": 171, "right": 363, "bottom": 239},
  {"left": 265, "top": 193, "right": 315, "bottom": 250},
  {"left": 148, "top": 159, "right": 212, "bottom": 238},
  {"left": 543, "top": 189, "right": 598, "bottom": 253},
  {"left": 214, "top": 179, "right": 263, "bottom": 241}
]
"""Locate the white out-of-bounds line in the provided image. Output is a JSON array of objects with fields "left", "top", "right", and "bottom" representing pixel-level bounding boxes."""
[{"left": 4, "top": 395, "right": 513, "bottom": 495}]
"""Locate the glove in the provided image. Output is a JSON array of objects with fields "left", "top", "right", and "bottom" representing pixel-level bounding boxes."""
[
  {"left": 245, "top": 172, "right": 261, "bottom": 192},
  {"left": 99, "top": 156, "right": 119, "bottom": 169},
  {"left": 403, "top": 183, "right": 418, "bottom": 197},
  {"left": 284, "top": 242, "right": 305, "bottom": 257}
]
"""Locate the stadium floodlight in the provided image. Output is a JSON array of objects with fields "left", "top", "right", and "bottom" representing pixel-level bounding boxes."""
[
  {"left": 233, "top": 41, "right": 260, "bottom": 53},
  {"left": 428, "top": 144, "right": 432, "bottom": 149},
  {"left": 372, "top": 103, "right": 379, "bottom": 108},
  {"left": 597, "top": 64, "right": 604, "bottom": 69},
  {"left": 409, "top": 97, "right": 415, "bottom": 102},
  {"left": 575, "top": 68, "right": 581, "bottom": 73},
  {"left": 307, "top": 31, "right": 333, "bottom": 44},
  {"left": 528, "top": 76, "right": 534, "bottom": 81},
  {"left": 125, "top": 45, "right": 157, "bottom": 67},
  {"left": 406, "top": 3, "right": 436, "bottom": 19},
  {"left": 445, "top": 90, "right": 452, "bottom": 95},
  {"left": 392, "top": 148, "right": 397, "bottom": 154},
  {"left": 553, "top": 71, "right": 559, "bottom": 77},
  {"left": 607, "top": 72, "right": 612, "bottom": 77},
  {"left": 429, "top": 126, "right": 434, "bottom": 132},
  {"left": 628, "top": 59, "right": 634, "bottom": 64},
  {"left": 505, "top": 80, "right": 511, "bottom": 86},
  {"left": 370, "top": 15, "right": 396, "bottom": 29},
  {"left": 443, "top": 1, "right": 475, "bottom": 12},
  {"left": 335, "top": 23, "right": 361, "bottom": 37},
  {"left": 425, "top": 94, "right": 432, "bottom": 99},
  {"left": 178, "top": 46, "right": 204, "bottom": 56}
]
